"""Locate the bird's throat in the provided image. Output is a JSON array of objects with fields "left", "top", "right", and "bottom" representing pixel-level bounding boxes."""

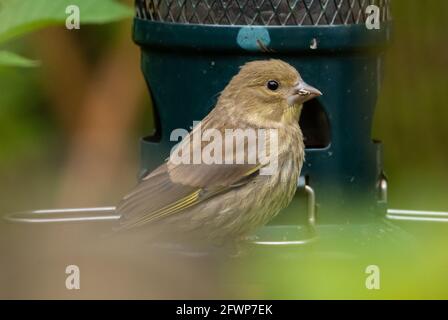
[{"left": 283, "top": 104, "right": 301, "bottom": 123}]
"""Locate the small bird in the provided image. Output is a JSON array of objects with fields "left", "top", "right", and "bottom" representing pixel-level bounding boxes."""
[{"left": 116, "top": 59, "right": 322, "bottom": 246}]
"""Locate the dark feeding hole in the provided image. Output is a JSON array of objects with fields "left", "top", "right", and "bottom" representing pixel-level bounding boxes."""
[
  {"left": 142, "top": 89, "right": 162, "bottom": 143},
  {"left": 300, "top": 99, "right": 331, "bottom": 149},
  {"left": 305, "top": 174, "right": 311, "bottom": 186}
]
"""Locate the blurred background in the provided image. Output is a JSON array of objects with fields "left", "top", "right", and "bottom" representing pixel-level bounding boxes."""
[
  {"left": 0, "top": 0, "right": 447, "bottom": 299},
  {"left": 0, "top": 0, "right": 150, "bottom": 212}
]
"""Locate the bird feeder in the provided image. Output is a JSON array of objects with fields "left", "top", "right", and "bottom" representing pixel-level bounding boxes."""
[
  {"left": 6, "top": 0, "right": 448, "bottom": 248},
  {"left": 133, "top": 0, "right": 391, "bottom": 242}
]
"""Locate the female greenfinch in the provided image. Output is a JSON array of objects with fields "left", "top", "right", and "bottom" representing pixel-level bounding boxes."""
[{"left": 117, "top": 59, "right": 322, "bottom": 245}]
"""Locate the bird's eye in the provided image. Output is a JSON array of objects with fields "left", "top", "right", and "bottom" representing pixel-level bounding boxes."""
[{"left": 267, "top": 80, "right": 279, "bottom": 91}]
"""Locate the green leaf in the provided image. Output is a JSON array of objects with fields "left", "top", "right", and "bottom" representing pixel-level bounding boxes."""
[
  {"left": 0, "top": 51, "right": 39, "bottom": 67},
  {"left": 0, "top": 0, "right": 133, "bottom": 45}
]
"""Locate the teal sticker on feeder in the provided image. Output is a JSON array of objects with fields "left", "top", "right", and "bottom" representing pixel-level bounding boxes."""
[{"left": 237, "top": 27, "right": 271, "bottom": 52}]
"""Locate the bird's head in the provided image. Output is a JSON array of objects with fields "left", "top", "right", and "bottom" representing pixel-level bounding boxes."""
[{"left": 218, "top": 59, "right": 322, "bottom": 125}]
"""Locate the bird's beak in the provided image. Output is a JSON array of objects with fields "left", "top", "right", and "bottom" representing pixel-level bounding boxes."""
[{"left": 288, "top": 80, "right": 322, "bottom": 106}]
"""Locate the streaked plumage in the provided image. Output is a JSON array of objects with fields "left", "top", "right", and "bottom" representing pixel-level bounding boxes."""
[{"left": 116, "top": 59, "right": 322, "bottom": 245}]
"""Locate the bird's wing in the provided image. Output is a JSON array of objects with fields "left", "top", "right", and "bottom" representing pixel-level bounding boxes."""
[
  {"left": 117, "top": 115, "right": 267, "bottom": 230},
  {"left": 116, "top": 162, "right": 260, "bottom": 230}
]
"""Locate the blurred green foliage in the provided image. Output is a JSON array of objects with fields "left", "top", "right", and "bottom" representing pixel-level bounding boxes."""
[
  {"left": 0, "top": 51, "right": 40, "bottom": 67},
  {"left": 235, "top": 230, "right": 448, "bottom": 299},
  {"left": 0, "top": 0, "right": 134, "bottom": 212},
  {"left": 0, "top": 0, "right": 132, "bottom": 161},
  {"left": 0, "top": 0, "right": 132, "bottom": 66}
]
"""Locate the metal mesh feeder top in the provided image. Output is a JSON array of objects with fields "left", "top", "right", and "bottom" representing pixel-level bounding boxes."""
[{"left": 136, "top": 0, "right": 390, "bottom": 26}]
